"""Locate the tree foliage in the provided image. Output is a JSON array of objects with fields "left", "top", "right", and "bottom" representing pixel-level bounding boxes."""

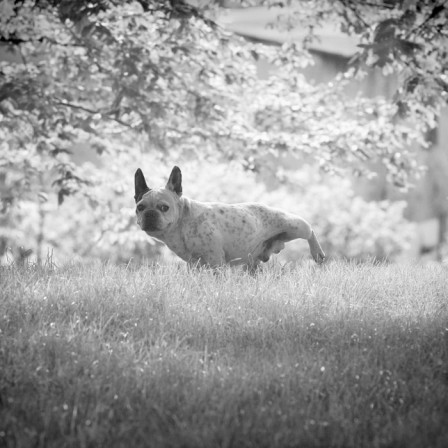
[
  {"left": 0, "top": 0, "right": 446, "bottom": 259},
  {"left": 1, "top": 0, "right": 261, "bottom": 203},
  {"left": 335, "top": 0, "right": 447, "bottom": 125}
]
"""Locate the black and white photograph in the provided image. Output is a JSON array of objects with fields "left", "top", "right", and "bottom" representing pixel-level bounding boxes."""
[{"left": 1, "top": 0, "right": 447, "bottom": 446}]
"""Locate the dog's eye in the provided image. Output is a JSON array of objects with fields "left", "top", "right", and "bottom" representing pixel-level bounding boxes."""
[
  {"left": 159, "top": 204, "right": 169, "bottom": 212},
  {"left": 136, "top": 204, "right": 145, "bottom": 212}
]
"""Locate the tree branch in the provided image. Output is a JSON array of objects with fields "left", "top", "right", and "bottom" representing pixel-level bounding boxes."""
[
  {"left": 54, "top": 100, "right": 139, "bottom": 129},
  {"left": 337, "top": 0, "right": 371, "bottom": 30}
]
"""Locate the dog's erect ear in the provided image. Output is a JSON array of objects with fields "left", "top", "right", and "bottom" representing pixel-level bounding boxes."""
[
  {"left": 134, "top": 168, "right": 150, "bottom": 203},
  {"left": 166, "top": 166, "right": 182, "bottom": 197}
]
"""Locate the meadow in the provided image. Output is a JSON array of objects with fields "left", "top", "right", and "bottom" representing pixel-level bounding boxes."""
[{"left": 0, "top": 259, "right": 447, "bottom": 448}]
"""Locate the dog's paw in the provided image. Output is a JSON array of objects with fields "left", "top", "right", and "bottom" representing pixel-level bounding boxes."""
[{"left": 315, "top": 250, "right": 326, "bottom": 264}]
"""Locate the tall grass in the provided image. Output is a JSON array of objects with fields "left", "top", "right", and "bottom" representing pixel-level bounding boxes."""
[{"left": 1, "top": 260, "right": 447, "bottom": 448}]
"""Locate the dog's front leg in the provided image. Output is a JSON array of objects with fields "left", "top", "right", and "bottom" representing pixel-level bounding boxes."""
[{"left": 187, "top": 246, "right": 226, "bottom": 270}]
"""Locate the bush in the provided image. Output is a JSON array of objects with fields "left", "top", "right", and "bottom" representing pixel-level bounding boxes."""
[{"left": 0, "top": 156, "right": 415, "bottom": 265}]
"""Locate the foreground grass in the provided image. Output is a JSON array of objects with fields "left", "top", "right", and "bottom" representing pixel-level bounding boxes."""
[{"left": 0, "top": 260, "right": 447, "bottom": 448}]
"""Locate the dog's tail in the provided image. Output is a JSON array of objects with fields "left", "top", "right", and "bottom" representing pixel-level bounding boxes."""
[{"left": 308, "top": 230, "right": 326, "bottom": 264}]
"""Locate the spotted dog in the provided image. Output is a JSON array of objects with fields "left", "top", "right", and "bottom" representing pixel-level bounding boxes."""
[{"left": 135, "top": 166, "right": 325, "bottom": 270}]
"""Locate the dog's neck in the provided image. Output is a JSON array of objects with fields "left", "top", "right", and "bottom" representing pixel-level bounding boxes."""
[{"left": 155, "top": 197, "right": 193, "bottom": 262}]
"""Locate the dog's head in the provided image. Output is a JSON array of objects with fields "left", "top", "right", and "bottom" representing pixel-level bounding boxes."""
[{"left": 134, "top": 166, "right": 183, "bottom": 235}]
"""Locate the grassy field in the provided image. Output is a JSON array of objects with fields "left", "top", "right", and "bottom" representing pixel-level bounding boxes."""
[{"left": 1, "top": 259, "right": 447, "bottom": 448}]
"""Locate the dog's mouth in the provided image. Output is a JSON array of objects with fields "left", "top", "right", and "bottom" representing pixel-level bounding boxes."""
[{"left": 143, "top": 223, "right": 161, "bottom": 232}]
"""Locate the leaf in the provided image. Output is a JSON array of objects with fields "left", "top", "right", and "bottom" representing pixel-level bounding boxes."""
[
  {"left": 38, "top": 192, "right": 48, "bottom": 203},
  {"left": 91, "top": 141, "right": 107, "bottom": 155},
  {"left": 49, "top": 148, "right": 73, "bottom": 156},
  {"left": 427, "top": 4, "right": 445, "bottom": 21},
  {"left": 58, "top": 189, "right": 68, "bottom": 205},
  {"left": 404, "top": 75, "right": 420, "bottom": 94},
  {"left": 373, "top": 19, "right": 398, "bottom": 43},
  {"left": 435, "top": 77, "right": 448, "bottom": 94},
  {"left": 0, "top": 0, "right": 14, "bottom": 18},
  {"left": 0, "top": 82, "right": 15, "bottom": 102},
  {"left": 395, "top": 100, "right": 410, "bottom": 118},
  {"left": 399, "top": 10, "right": 416, "bottom": 28},
  {"left": 397, "top": 39, "right": 422, "bottom": 57}
]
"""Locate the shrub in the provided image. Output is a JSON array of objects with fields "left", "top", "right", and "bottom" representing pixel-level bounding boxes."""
[{"left": 1, "top": 157, "right": 414, "bottom": 265}]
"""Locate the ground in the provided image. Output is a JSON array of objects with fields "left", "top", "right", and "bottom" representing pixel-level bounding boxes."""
[{"left": 1, "top": 259, "right": 447, "bottom": 447}]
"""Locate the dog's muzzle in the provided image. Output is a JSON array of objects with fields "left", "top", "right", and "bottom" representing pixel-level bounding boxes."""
[{"left": 139, "top": 209, "right": 162, "bottom": 232}]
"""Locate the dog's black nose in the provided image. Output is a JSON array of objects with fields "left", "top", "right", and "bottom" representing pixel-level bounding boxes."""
[{"left": 142, "top": 209, "right": 161, "bottom": 232}]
